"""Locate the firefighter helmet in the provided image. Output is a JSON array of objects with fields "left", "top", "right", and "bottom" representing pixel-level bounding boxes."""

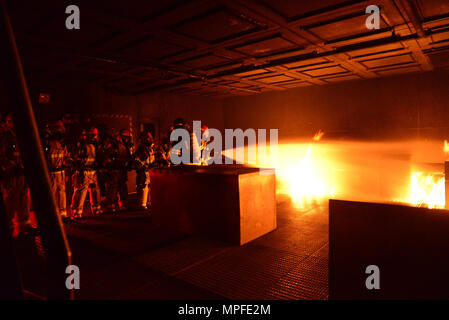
[{"left": 173, "top": 118, "right": 185, "bottom": 129}]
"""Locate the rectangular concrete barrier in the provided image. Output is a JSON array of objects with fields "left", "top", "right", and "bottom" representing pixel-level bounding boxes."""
[
  {"left": 329, "top": 199, "right": 449, "bottom": 299},
  {"left": 150, "top": 165, "right": 276, "bottom": 245}
]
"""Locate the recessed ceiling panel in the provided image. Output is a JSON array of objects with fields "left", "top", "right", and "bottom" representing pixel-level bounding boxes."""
[
  {"left": 375, "top": 66, "right": 422, "bottom": 76},
  {"left": 348, "top": 43, "right": 405, "bottom": 58},
  {"left": 359, "top": 54, "right": 415, "bottom": 69},
  {"left": 427, "top": 50, "right": 449, "bottom": 69},
  {"left": 305, "top": 13, "right": 389, "bottom": 42},
  {"left": 171, "top": 8, "right": 260, "bottom": 44},
  {"left": 253, "top": 74, "right": 295, "bottom": 83},
  {"left": 430, "top": 29, "right": 449, "bottom": 44},
  {"left": 284, "top": 57, "right": 330, "bottom": 69},
  {"left": 278, "top": 80, "right": 312, "bottom": 88},
  {"left": 226, "top": 82, "right": 253, "bottom": 88},
  {"left": 266, "top": 49, "right": 310, "bottom": 62},
  {"left": 120, "top": 37, "right": 189, "bottom": 60},
  {"left": 232, "top": 35, "right": 297, "bottom": 57},
  {"left": 418, "top": 0, "right": 449, "bottom": 19},
  {"left": 324, "top": 74, "right": 361, "bottom": 82},
  {"left": 301, "top": 65, "right": 349, "bottom": 77},
  {"left": 177, "top": 54, "right": 231, "bottom": 69},
  {"left": 89, "top": 0, "right": 186, "bottom": 21},
  {"left": 235, "top": 69, "right": 272, "bottom": 77},
  {"left": 40, "top": 19, "right": 117, "bottom": 47},
  {"left": 259, "top": 0, "right": 359, "bottom": 20},
  {"left": 83, "top": 60, "right": 132, "bottom": 73}
]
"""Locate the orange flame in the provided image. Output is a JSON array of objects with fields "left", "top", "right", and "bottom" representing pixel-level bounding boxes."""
[
  {"left": 276, "top": 131, "right": 336, "bottom": 208},
  {"left": 409, "top": 172, "right": 445, "bottom": 209},
  {"left": 226, "top": 137, "right": 447, "bottom": 211},
  {"left": 444, "top": 140, "right": 449, "bottom": 153},
  {"left": 313, "top": 129, "right": 324, "bottom": 141}
]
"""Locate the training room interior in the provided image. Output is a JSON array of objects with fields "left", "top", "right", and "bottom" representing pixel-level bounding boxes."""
[{"left": 2, "top": 0, "right": 449, "bottom": 300}]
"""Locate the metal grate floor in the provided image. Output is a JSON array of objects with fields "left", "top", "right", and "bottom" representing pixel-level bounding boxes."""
[
  {"left": 173, "top": 244, "right": 328, "bottom": 300},
  {"left": 59, "top": 199, "right": 330, "bottom": 299}
]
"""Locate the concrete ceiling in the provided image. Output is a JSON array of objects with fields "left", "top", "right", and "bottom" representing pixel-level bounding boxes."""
[{"left": 6, "top": 0, "right": 449, "bottom": 97}]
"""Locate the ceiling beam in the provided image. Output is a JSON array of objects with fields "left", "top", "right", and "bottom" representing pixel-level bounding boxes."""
[
  {"left": 392, "top": 0, "right": 433, "bottom": 70},
  {"left": 226, "top": 0, "right": 379, "bottom": 79}
]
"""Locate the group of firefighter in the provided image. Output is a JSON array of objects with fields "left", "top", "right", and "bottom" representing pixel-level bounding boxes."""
[{"left": 0, "top": 115, "right": 208, "bottom": 238}]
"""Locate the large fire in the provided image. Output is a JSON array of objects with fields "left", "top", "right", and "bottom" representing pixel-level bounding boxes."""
[
  {"left": 224, "top": 135, "right": 448, "bottom": 211},
  {"left": 275, "top": 131, "right": 336, "bottom": 209},
  {"left": 277, "top": 144, "right": 336, "bottom": 209},
  {"left": 409, "top": 172, "right": 445, "bottom": 209},
  {"left": 406, "top": 139, "right": 449, "bottom": 209}
]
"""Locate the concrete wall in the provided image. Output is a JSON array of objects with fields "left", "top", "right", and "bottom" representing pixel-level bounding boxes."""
[
  {"left": 20, "top": 69, "right": 449, "bottom": 143},
  {"left": 29, "top": 81, "right": 136, "bottom": 118},
  {"left": 222, "top": 71, "right": 449, "bottom": 141},
  {"left": 24, "top": 78, "right": 224, "bottom": 143}
]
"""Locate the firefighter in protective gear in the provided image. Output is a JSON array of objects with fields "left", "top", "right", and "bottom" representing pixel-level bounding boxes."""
[
  {"left": 71, "top": 127, "right": 102, "bottom": 218},
  {"left": 169, "top": 118, "right": 186, "bottom": 164},
  {"left": 44, "top": 120, "right": 71, "bottom": 218},
  {"left": 200, "top": 125, "right": 211, "bottom": 165},
  {"left": 134, "top": 131, "right": 155, "bottom": 210},
  {"left": 95, "top": 129, "right": 113, "bottom": 198},
  {"left": 0, "top": 114, "right": 31, "bottom": 235},
  {"left": 159, "top": 128, "right": 172, "bottom": 168},
  {"left": 169, "top": 118, "right": 203, "bottom": 165},
  {"left": 104, "top": 129, "right": 133, "bottom": 212},
  {"left": 154, "top": 142, "right": 170, "bottom": 168}
]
